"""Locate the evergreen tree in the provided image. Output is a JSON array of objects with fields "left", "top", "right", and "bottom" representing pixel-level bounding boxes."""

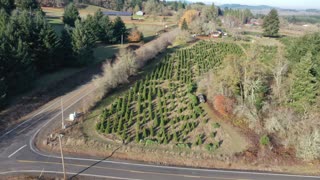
[
  {"left": 262, "top": 9, "right": 280, "bottom": 37},
  {"left": 116, "top": 0, "right": 124, "bottom": 11},
  {"left": 177, "top": 1, "right": 185, "bottom": 9},
  {"left": 82, "top": 14, "right": 99, "bottom": 42},
  {"left": 96, "top": 10, "right": 113, "bottom": 43},
  {"left": 153, "top": 117, "right": 159, "bottom": 126},
  {"left": 197, "top": 135, "right": 203, "bottom": 145},
  {"left": 32, "top": 11, "right": 61, "bottom": 72},
  {"left": 0, "top": 0, "right": 15, "bottom": 13},
  {"left": 16, "top": 0, "right": 39, "bottom": 11},
  {"left": 181, "top": 18, "right": 189, "bottom": 31},
  {"left": 173, "top": 131, "right": 178, "bottom": 142},
  {"left": 1, "top": 17, "right": 35, "bottom": 94},
  {"left": 163, "top": 135, "right": 168, "bottom": 144},
  {"left": 149, "top": 126, "right": 154, "bottom": 136},
  {"left": 134, "top": 4, "right": 140, "bottom": 12},
  {"left": 289, "top": 52, "right": 318, "bottom": 111},
  {"left": 112, "top": 16, "right": 128, "bottom": 43},
  {"left": 143, "top": 127, "right": 147, "bottom": 138},
  {"left": 105, "top": 120, "right": 111, "bottom": 134},
  {"left": 71, "top": 20, "right": 95, "bottom": 65},
  {"left": 63, "top": 3, "right": 80, "bottom": 27},
  {"left": 0, "top": 9, "right": 9, "bottom": 35},
  {"left": 0, "top": 37, "right": 8, "bottom": 107},
  {"left": 117, "top": 118, "right": 123, "bottom": 133},
  {"left": 160, "top": 117, "right": 165, "bottom": 128},
  {"left": 99, "top": 121, "right": 105, "bottom": 132},
  {"left": 60, "top": 25, "right": 75, "bottom": 66},
  {"left": 135, "top": 130, "right": 140, "bottom": 143}
]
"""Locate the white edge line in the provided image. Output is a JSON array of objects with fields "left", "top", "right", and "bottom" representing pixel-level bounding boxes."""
[
  {"left": 29, "top": 88, "right": 96, "bottom": 151},
  {"left": 28, "top": 87, "right": 320, "bottom": 179},
  {"left": 0, "top": 100, "right": 59, "bottom": 138},
  {"left": 0, "top": 85, "right": 90, "bottom": 139},
  {"left": 63, "top": 157, "right": 320, "bottom": 179},
  {"left": 0, "top": 170, "right": 143, "bottom": 180},
  {"left": 8, "top": 145, "right": 27, "bottom": 158}
]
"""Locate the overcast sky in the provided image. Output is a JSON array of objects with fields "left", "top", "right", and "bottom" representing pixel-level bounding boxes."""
[{"left": 208, "top": 0, "right": 320, "bottom": 9}]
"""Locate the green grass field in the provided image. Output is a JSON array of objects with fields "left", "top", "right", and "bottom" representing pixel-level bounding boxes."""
[
  {"left": 126, "top": 24, "right": 165, "bottom": 42},
  {"left": 34, "top": 68, "right": 82, "bottom": 89},
  {"left": 43, "top": 5, "right": 113, "bottom": 18},
  {"left": 132, "top": 14, "right": 144, "bottom": 20},
  {"left": 42, "top": 4, "right": 169, "bottom": 90},
  {"left": 285, "top": 15, "right": 320, "bottom": 24},
  {"left": 93, "top": 44, "right": 121, "bottom": 62}
]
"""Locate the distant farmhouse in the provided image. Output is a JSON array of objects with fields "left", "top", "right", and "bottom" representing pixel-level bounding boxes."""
[
  {"left": 136, "top": 11, "right": 144, "bottom": 16},
  {"left": 103, "top": 11, "right": 132, "bottom": 16},
  {"left": 248, "top": 18, "right": 262, "bottom": 26}
]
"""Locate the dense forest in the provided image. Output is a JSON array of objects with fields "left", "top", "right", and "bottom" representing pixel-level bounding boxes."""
[
  {"left": 0, "top": 0, "right": 127, "bottom": 108},
  {"left": 38, "top": 0, "right": 187, "bottom": 13}
]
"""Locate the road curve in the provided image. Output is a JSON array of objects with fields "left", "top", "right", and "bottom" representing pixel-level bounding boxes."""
[{"left": 0, "top": 83, "right": 319, "bottom": 180}]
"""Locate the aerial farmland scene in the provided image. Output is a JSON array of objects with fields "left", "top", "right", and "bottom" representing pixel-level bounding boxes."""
[{"left": 0, "top": 0, "right": 320, "bottom": 179}]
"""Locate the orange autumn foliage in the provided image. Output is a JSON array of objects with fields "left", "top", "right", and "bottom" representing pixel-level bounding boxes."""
[
  {"left": 213, "top": 95, "right": 235, "bottom": 117},
  {"left": 128, "top": 28, "right": 143, "bottom": 42},
  {"left": 179, "top": 10, "right": 200, "bottom": 28}
]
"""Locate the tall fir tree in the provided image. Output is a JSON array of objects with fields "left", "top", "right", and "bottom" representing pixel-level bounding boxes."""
[
  {"left": 71, "top": 20, "right": 95, "bottom": 65},
  {"left": 112, "top": 16, "right": 128, "bottom": 43},
  {"left": 2, "top": 13, "right": 36, "bottom": 92},
  {"left": 92, "top": 9, "right": 104, "bottom": 39},
  {"left": 63, "top": 3, "right": 80, "bottom": 27},
  {"left": 262, "top": 9, "right": 280, "bottom": 37},
  {"left": 60, "top": 25, "right": 75, "bottom": 66},
  {"left": 16, "top": 0, "right": 39, "bottom": 11},
  {"left": 0, "top": 76, "right": 7, "bottom": 107},
  {"left": 100, "top": 15, "right": 114, "bottom": 43},
  {"left": 289, "top": 52, "right": 318, "bottom": 111},
  {"left": 0, "top": 0, "right": 15, "bottom": 13},
  {"left": 0, "top": 9, "right": 9, "bottom": 35},
  {"left": 82, "top": 14, "right": 99, "bottom": 42},
  {"left": 32, "top": 11, "right": 61, "bottom": 72},
  {"left": 181, "top": 18, "right": 188, "bottom": 30},
  {"left": 0, "top": 37, "right": 8, "bottom": 107},
  {"left": 116, "top": 0, "right": 124, "bottom": 11},
  {"left": 92, "top": 9, "right": 114, "bottom": 43}
]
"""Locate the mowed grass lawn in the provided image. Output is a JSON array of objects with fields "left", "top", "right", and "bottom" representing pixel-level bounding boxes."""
[
  {"left": 43, "top": 4, "right": 175, "bottom": 42},
  {"left": 34, "top": 68, "right": 82, "bottom": 89},
  {"left": 93, "top": 44, "right": 121, "bottom": 62},
  {"left": 126, "top": 24, "right": 164, "bottom": 42},
  {"left": 42, "top": 5, "right": 113, "bottom": 18}
]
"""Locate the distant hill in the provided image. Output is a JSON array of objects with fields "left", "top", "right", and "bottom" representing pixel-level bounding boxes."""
[
  {"left": 306, "top": 9, "right": 320, "bottom": 13},
  {"left": 219, "top": 4, "right": 274, "bottom": 10}
]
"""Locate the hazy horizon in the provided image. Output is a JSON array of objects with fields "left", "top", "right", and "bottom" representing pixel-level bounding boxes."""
[{"left": 185, "top": 0, "right": 320, "bottom": 10}]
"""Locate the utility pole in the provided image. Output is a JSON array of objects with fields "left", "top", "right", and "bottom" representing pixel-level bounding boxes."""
[
  {"left": 61, "top": 98, "right": 65, "bottom": 129},
  {"left": 121, "top": 34, "right": 123, "bottom": 46},
  {"left": 58, "top": 134, "right": 67, "bottom": 180}
]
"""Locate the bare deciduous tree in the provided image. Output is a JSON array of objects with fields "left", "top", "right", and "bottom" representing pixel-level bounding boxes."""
[
  {"left": 269, "top": 48, "right": 288, "bottom": 102},
  {"left": 93, "top": 28, "right": 179, "bottom": 102}
]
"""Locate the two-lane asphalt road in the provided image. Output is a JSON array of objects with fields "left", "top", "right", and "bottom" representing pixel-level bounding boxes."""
[{"left": 0, "top": 83, "right": 319, "bottom": 180}]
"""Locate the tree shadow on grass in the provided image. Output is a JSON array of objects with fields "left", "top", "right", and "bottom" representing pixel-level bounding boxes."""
[{"left": 69, "top": 145, "right": 122, "bottom": 180}]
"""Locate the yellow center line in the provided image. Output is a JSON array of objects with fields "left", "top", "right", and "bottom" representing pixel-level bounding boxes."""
[{"left": 17, "top": 160, "right": 250, "bottom": 180}]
